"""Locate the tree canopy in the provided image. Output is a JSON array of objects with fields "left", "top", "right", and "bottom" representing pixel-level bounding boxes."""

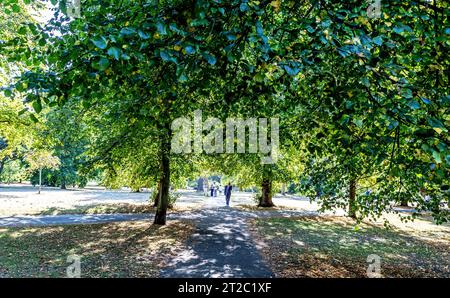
[{"left": 1, "top": 0, "right": 448, "bottom": 224}]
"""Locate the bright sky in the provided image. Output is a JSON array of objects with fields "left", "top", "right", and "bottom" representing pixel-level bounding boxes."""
[{"left": 28, "top": 1, "right": 55, "bottom": 25}]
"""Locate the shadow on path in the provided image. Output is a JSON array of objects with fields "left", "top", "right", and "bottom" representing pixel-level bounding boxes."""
[{"left": 161, "top": 207, "right": 276, "bottom": 277}]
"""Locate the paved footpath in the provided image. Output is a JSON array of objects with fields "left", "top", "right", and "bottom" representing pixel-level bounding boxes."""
[
  {"left": 159, "top": 198, "right": 317, "bottom": 277},
  {"left": 0, "top": 213, "right": 151, "bottom": 227},
  {"left": 161, "top": 207, "right": 275, "bottom": 277}
]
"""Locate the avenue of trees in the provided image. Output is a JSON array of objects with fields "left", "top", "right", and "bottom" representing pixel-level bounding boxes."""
[{"left": 0, "top": 0, "right": 448, "bottom": 224}]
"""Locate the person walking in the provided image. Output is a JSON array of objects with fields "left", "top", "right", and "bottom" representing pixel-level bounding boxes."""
[
  {"left": 210, "top": 184, "right": 214, "bottom": 197},
  {"left": 224, "top": 182, "right": 232, "bottom": 206}
]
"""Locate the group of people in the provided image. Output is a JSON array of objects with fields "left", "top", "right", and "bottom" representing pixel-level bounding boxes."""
[{"left": 204, "top": 181, "right": 233, "bottom": 206}]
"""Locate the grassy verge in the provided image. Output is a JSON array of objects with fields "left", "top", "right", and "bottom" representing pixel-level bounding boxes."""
[
  {"left": 249, "top": 216, "right": 449, "bottom": 278},
  {"left": 38, "top": 203, "right": 155, "bottom": 215},
  {"left": 19, "top": 203, "right": 193, "bottom": 216},
  {"left": 0, "top": 220, "right": 194, "bottom": 277}
]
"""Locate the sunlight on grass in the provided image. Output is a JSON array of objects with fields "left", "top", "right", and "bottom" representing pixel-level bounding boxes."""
[
  {"left": 251, "top": 216, "right": 450, "bottom": 278},
  {"left": 0, "top": 220, "right": 194, "bottom": 277}
]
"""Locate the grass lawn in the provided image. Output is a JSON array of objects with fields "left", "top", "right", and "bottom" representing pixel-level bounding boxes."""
[
  {"left": 0, "top": 220, "right": 194, "bottom": 277},
  {"left": 249, "top": 216, "right": 450, "bottom": 278},
  {"left": 0, "top": 203, "right": 195, "bottom": 216},
  {"left": 38, "top": 203, "right": 155, "bottom": 215}
]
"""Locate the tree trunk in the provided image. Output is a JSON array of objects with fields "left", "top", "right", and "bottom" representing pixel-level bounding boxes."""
[
  {"left": 259, "top": 164, "right": 274, "bottom": 207},
  {"left": 153, "top": 180, "right": 161, "bottom": 207},
  {"left": 348, "top": 178, "right": 357, "bottom": 219},
  {"left": 0, "top": 158, "right": 5, "bottom": 179},
  {"left": 61, "top": 180, "right": 66, "bottom": 190},
  {"left": 153, "top": 122, "right": 171, "bottom": 225},
  {"left": 38, "top": 168, "right": 42, "bottom": 194},
  {"left": 400, "top": 198, "right": 408, "bottom": 207}
]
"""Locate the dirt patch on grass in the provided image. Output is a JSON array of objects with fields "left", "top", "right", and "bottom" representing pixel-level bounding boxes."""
[
  {"left": 0, "top": 220, "right": 194, "bottom": 277},
  {"left": 248, "top": 216, "right": 450, "bottom": 278}
]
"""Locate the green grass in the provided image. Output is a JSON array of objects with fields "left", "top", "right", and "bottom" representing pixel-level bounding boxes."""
[
  {"left": 252, "top": 217, "right": 450, "bottom": 277},
  {"left": 0, "top": 220, "right": 193, "bottom": 277},
  {"left": 38, "top": 203, "right": 155, "bottom": 215}
]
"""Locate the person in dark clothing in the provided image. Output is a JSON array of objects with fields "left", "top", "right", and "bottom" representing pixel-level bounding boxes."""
[{"left": 224, "top": 182, "right": 232, "bottom": 206}]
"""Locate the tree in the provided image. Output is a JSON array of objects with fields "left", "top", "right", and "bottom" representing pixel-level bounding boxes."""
[
  {"left": 25, "top": 150, "right": 60, "bottom": 193},
  {"left": 6, "top": 0, "right": 449, "bottom": 225},
  {"left": 287, "top": 0, "right": 449, "bottom": 222},
  {"left": 9, "top": 0, "right": 281, "bottom": 224}
]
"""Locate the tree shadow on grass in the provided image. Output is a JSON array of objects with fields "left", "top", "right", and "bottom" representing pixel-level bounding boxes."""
[
  {"left": 0, "top": 220, "right": 193, "bottom": 277},
  {"left": 252, "top": 216, "right": 450, "bottom": 278}
]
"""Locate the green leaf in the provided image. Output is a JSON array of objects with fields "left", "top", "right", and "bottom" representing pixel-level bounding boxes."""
[
  {"left": 283, "top": 65, "right": 300, "bottom": 76},
  {"left": 98, "top": 57, "right": 110, "bottom": 71},
  {"left": 339, "top": 114, "right": 350, "bottom": 125},
  {"left": 32, "top": 100, "right": 42, "bottom": 113},
  {"left": 428, "top": 117, "right": 447, "bottom": 134},
  {"left": 393, "top": 26, "right": 404, "bottom": 34},
  {"left": 240, "top": 3, "right": 249, "bottom": 12},
  {"left": 306, "top": 26, "right": 315, "bottom": 33},
  {"left": 407, "top": 100, "right": 420, "bottom": 110},
  {"left": 91, "top": 36, "right": 108, "bottom": 49},
  {"left": 12, "top": 4, "right": 20, "bottom": 13},
  {"left": 202, "top": 52, "right": 216, "bottom": 65},
  {"left": 178, "top": 73, "right": 188, "bottom": 83},
  {"left": 30, "top": 114, "right": 39, "bottom": 123},
  {"left": 372, "top": 36, "right": 383, "bottom": 46},
  {"left": 254, "top": 72, "right": 265, "bottom": 82},
  {"left": 226, "top": 33, "right": 237, "bottom": 41},
  {"left": 120, "top": 27, "right": 136, "bottom": 36},
  {"left": 401, "top": 88, "right": 413, "bottom": 99},
  {"left": 3, "top": 89, "right": 12, "bottom": 97},
  {"left": 138, "top": 30, "right": 150, "bottom": 39},
  {"left": 184, "top": 45, "right": 195, "bottom": 55},
  {"left": 18, "top": 108, "right": 28, "bottom": 116},
  {"left": 432, "top": 150, "right": 442, "bottom": 164},
  {"left": 107, "top": 47, "right": 121, "bottom": 60},
  {"left": 121, "top": 53, "right": 131, "bottom": 60},
  {"left": 420, "top": 97, "right": 431, "bottom": 104},
  {"left": 353, "top": 118, "right": 363, "bottom": 128},
  {"left": 361, "top": 77, "right": 370, "bottom": 87},
  {"left": 160, "top": 50, "right": 177, "bottom": 63},
  {"left": 18, "top": 26, "right": 27, "bottom": 35},
  {"left": 156, "top": 21, "right": 167, "bottom": 35}
]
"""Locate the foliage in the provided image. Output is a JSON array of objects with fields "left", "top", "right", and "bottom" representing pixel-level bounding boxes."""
[
  {"left": 24, "top": 150, "right": 60, "bottom": 172},
  {"left": 2, "top": 0, "right": 449, "bottom": 223}
]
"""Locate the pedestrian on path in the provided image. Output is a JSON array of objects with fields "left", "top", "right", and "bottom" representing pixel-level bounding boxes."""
[
  {"left": 224, "top": 182, "right": 232, "bottom": 206},
  {"left": 210, "top": 184, "right": 214, "bottom": 197}
]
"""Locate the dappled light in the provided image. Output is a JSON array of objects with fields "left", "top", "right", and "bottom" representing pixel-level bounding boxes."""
[
  {"left": 0, "top": 220, "right": 193, "bottom": 277},
  {"left": 250, "top": 217, "right": 450, "bottom": 277}
]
